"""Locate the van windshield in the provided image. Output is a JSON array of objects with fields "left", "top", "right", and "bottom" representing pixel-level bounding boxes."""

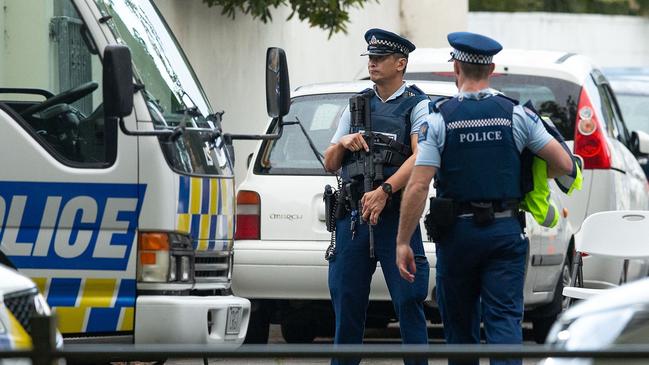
[
  {"left": 94, "top": 0, "right": 231, "bottom": 176},
  {"left": 406, "top": 72, "right": 581, "bottom": 140}
]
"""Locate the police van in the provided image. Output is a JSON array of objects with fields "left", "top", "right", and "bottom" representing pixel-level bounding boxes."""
[
  {"left": 0, "top": 0, "right": 290, "bottom": 346},
  {"left": 233, "top": 80, "right": 574, "bottom": 344}
]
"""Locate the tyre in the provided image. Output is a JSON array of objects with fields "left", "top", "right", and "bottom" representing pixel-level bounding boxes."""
[
  {"left": 244, "top": 301, "right": 271, "bottom": 344},
  {"left": 531, "top": 259, "right": 572, "bottom": 344}
]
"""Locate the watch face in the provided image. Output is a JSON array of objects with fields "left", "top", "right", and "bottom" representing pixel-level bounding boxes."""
[{"left": 382, "top": 183, "right": 392, "bottom": 194}]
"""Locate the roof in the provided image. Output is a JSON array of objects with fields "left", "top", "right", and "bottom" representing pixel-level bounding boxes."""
[
  {"left": 292, "top": 80, "right": 458, "bottom": 98},
  {"left": 405, "top": 48, "right": 598, "bottom": 85}
]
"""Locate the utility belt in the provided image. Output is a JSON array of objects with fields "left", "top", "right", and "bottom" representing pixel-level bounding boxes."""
[{"left": 424, "top": 198, "right": 523, "bottom": 242}]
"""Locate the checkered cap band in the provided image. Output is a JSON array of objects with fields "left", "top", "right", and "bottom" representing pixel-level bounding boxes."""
[
  {"left": 450, "top": 49, "right": 493, "bottom": 64},
  {"left": 369, "top": 37, "right": 410, "bottom": 55},
  {"left": 447, "top": 118, "right": 511, "bottom": 130}
]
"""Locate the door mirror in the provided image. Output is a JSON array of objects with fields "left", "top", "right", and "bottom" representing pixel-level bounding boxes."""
[
  {"left": 103, "top": 45, "right": 133, "bottom": 119},
  {"left": 265, "top": 47, "right": 290, "bottom": 118},
  {"left": 631, "top": 130, "right": 649, "bottom": 155}
]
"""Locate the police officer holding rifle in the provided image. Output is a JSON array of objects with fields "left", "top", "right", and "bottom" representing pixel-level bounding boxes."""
[{"left": 323, "top": 28, "right": 431, "bottom": 365}]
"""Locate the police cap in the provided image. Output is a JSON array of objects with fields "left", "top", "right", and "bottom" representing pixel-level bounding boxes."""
[
  {"left": 447, "top": 31, "right": 502, "bottom": 65},
  {"left": 361, "top": 28, "right": 415, "bottom": 57}
]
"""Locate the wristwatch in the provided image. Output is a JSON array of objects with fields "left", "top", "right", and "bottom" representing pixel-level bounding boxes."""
[{"left": 381, "top": 182, "right": 393, "bottom": 197}]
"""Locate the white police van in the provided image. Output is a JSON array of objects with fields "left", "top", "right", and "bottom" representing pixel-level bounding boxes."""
[
  {"left": 233, "top": 80, "right": 574, "bottom": 344},
  {"left": 0, "top": 0, "right": 290, "bottom": 346}
]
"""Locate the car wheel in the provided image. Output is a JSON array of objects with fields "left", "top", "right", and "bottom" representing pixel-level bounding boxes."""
[
  {"left": 531, "top": 258, "right": 572, "bottom": 344},
  {"left": 244, "top": 301, "right": 271, "bottom": 344},
  {"left": 280, "top": 317, "right": 316, "bottom": 344}
]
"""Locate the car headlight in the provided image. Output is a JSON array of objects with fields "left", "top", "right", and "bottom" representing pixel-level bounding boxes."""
[
  {"left": 33, "top": 293, "right": 52, "bottom": 316},
  {"left": 547, "top": 307, "right": 636, "bottom": 349}
]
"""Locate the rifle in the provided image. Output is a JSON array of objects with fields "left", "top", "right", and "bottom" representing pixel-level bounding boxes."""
[{"left": 349, "top": 91, "right": 376, "bottom": 258}]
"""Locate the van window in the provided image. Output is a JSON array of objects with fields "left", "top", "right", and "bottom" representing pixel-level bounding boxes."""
[
  {"left": 406, "top": 73, "right": 581, "bottom": 140},
  {"left": 0, "top": 0, "right": 115, "bottom": 167},
  {"left": 254, "top": 93, "right": 351, "bottom": 175}
]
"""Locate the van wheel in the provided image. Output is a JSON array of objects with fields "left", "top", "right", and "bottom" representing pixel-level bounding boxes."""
[
  {"left": 244, "top": 302, "right": 271, "bottom": 344},
  {"left": 531, "top": 259, "right": 572, "bottom": 344},
  {"left": 280, "top": 318, "right": 316, "bottom": 343}
]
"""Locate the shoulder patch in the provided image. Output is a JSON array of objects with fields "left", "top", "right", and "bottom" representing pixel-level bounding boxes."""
[
  {"left": 418, "top": 122, "right": 429, "bottom": 143},
  {"left": 523, "top": 106, "right": 540, "bottom": 123}
]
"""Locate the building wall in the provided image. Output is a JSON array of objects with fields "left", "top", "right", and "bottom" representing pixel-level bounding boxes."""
[
  {"left": 469, "top": 12, "right": 649, "bottom": 67},
  {"left": 156, "top": 0, "right": 467, "bottom": 183}
]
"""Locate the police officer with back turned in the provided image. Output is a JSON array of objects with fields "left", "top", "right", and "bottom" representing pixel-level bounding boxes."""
[
  {"left": 323, "top": 28, "right": 430, "bottom": 365},
  {"left": 396, "top": 32, "right": 574, "bottom": 365}
]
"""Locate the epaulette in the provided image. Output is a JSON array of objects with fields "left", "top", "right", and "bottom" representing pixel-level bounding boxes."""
[
  {"left": 428, "top": 96, "right": 451, "bottom": 113},
  {"left": 405, "top": 84, "right": 425, "bottom": 96}
]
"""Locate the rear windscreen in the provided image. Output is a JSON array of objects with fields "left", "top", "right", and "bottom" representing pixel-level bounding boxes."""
[
  {"left": 406, "top": 72, "right": 581, "bottom": 140},
  {"left": 254, "top": 93, "right": 352, "bottom": 175}
]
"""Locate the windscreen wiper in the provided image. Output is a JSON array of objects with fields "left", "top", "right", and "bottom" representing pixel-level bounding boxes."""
[{"left": 283, "top": 116, "right": 326, "bottom": 171}]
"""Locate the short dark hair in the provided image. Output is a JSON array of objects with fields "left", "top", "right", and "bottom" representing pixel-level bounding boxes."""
[{"left": 458, "top": 61, "right": 491, "bottom": 80}]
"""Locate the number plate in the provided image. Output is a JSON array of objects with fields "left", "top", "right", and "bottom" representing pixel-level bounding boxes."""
[{"left": 226, "top": 305, "right": 243, "bottom": 335}]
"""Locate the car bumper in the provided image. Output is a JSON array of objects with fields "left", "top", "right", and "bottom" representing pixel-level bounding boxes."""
[
  {"left": 233, "top": 240, "right": 437, "bottom": 301},
  {"left": 134, "top": 295, "right": 250, "bottom": 346}
]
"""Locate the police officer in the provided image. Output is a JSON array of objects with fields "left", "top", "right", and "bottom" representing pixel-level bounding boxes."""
[
  {"left": 395, "top": 32, "right": 574, "bottom": 365},
  {"left": 323, "top": 28, "right": 430, "bottom": 365}
]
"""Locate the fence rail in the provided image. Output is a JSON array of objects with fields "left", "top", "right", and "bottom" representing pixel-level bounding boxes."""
[{"left": 3, "top": 315, "right": 649, "bottom": 364}]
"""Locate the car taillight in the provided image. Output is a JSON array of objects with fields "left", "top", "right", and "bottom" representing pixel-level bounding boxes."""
[
  {"left": 573, "top": 88, "right": 611, "bottom": 169},
  {"left": 235, "top": 190, "right": 260, "bottom": 240}
]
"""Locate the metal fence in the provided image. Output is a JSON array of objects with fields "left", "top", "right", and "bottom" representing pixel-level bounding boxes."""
[{"left": 3, "top": 315, "right": 649, "bottom": 364}]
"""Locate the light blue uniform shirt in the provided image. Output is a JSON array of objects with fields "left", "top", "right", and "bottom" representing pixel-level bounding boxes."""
[
  {"left": 330, "top": 83, "right": 430, "bottom": 144},
  {"left": 415, "top": 88, "right": 553, "bottom": 167}
]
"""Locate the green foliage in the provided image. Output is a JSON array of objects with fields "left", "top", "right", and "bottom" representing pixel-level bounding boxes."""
[
  {"left": 202, "top": 0, "right": 377, "bottom": 38},
  {"left": 470, "top": 0, "right": 649, "bottom": 15}
]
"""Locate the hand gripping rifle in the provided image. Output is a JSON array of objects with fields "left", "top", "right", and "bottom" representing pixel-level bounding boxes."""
[{"left": 349, "top": 91, "right": 376, "bottom": 258}]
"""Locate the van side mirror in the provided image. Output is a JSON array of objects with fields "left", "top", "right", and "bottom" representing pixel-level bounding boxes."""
[
  {"left": 266, "top": 47, "right": 290, "bottom": 118},
  {"left": 103, "top": 45, "right": 134, "bottom": 119},
  {"left": 631, "top": 130, "right": 649, "bottom": 155},
  {"left": 224, "top": 48, "right": 291, "bottom": 142}
]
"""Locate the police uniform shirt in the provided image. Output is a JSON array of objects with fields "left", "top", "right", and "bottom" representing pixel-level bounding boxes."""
[
  {"left": 415, "top": 88, "right": 553, "bottom": 167},
  {"left": 330, "top": 82, "right": 430, "bottom": 144}
]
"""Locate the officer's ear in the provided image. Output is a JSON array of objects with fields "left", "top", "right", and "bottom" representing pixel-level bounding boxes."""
[{"left": 488, "top": 63, "right": 495, "bottom": 76}]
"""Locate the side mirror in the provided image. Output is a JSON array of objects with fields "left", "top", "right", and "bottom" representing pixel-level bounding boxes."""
[
  {"left": 631, "top": 130, "right": 649, "bottom": 155},
  {"left": 224, "top": 48, "right": 291, "bottom": 142},
  {"left": 265, "top": 47, "right": 290, "bottom": 118},
  {"left": 103, "top": 45, "right": 134, "bottom": 119}
]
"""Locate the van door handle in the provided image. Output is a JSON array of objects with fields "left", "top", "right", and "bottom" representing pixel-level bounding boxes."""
[{"left": 317, "top": 202, "right": 326, "bottom": 222}]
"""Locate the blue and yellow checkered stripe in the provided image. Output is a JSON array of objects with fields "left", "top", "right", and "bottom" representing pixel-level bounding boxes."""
[
  {"left": 32, "top": 277, "right": 135, "bottom": 334},
  {"left": 176, "top": 176, "right": 235, "bottom": 250}
]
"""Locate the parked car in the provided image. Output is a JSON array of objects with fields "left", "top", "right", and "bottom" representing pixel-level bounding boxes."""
[
  {"left": 0, "top": 263, "right": 62, "bottom": 364},
  {"left": 233, "top": 80, "right": 573, "bottom": 345},
  {"left": 405, "top": 48, "right": 649, "bottom": 294},
  {"left": 542, "top": 276, "right": 649, "bottom": 365},
  {"left": 603, "top": 67, "right": 649, "bottom": 179}
]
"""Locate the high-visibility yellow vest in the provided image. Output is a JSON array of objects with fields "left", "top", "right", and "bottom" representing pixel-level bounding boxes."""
[{"left": 520, "top": 155, "right": 583, "bottom": 228}]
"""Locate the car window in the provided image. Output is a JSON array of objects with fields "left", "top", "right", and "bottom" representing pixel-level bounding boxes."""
[
  {"left": 255, "top": 93, "right": 351, "bottom": 175},
  {"left": 605, "top": 84, "right": 631, "bottom": 145},
  {"left": 613, "top": 92, "right": 649, "bottom": 134},
  {"left": 254, "top": 92, "right": 442, "bottom": 176},
  {"left": 406, "top": 72, "right": 581, "bottom": 140},
  {"left": 597, "top": 83, "right": 623, "bottom": 142}
]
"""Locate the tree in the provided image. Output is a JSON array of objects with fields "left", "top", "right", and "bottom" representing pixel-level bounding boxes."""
[{"left": 202, "top": 0, "right": 378, "bottom": 38}]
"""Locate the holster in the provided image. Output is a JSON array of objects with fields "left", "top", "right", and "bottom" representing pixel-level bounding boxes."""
[
  {"left": 424, "top": 197, "right": 456, "bottom": 242},
  {"left": 470, "top": 202, "right": 494, "bottom": 226}
]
